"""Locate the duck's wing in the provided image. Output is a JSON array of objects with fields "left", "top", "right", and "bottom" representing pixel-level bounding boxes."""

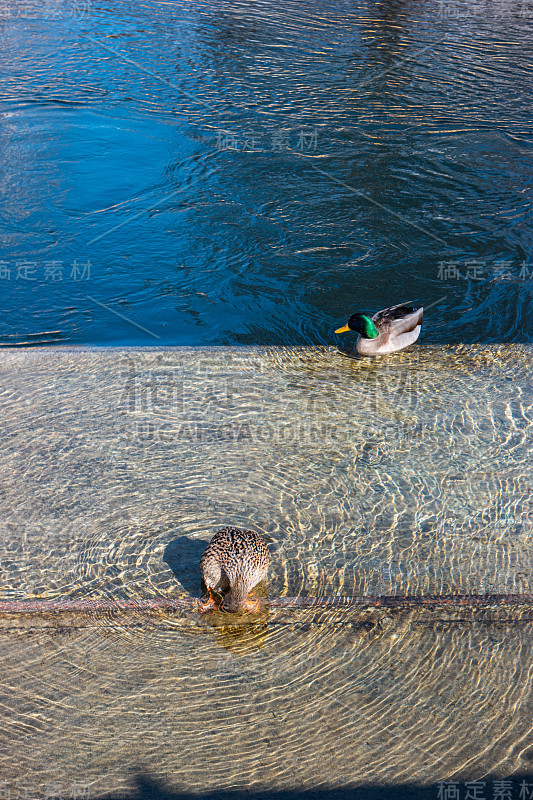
[{"left": 372, "top": 302, "right": 423, "bottom": 335}]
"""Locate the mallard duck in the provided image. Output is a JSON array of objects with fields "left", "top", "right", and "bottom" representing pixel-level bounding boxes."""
[
  {"left": 335, "top": 301, "right": 423, "bottom": 355},
  {"left": 198, "top": 527, "right": 270, "bottom": 613}
]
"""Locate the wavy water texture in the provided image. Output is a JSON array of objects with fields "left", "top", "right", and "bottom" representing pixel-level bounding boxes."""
[
  {"left": 0, "top": 0, "right": 532, "bottom": 345},
  {"left": 0, "top": 346, "right": 532, "bottom": 795}
]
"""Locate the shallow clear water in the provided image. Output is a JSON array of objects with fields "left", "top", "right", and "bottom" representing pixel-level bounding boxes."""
[
  {"left": 1, "top": 0, "right": 533, "bottom": 346},
  {"left": 0, "top": 346, "right": 532, "bottom": 796},
  {"left": 2, "top": 346, "right": 533, "bottom": 601}
]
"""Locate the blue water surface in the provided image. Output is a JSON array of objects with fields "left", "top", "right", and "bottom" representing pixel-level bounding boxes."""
[{"left": 1, "top": 0, "right": 532, "bottom": 346}]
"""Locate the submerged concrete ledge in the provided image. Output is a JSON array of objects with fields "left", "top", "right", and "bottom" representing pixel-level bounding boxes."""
[
  {"left": 1, "top": 593, "right": 533, "bottom": 614},
  {"left": 0, "top": 594, "right": 533, "bottom": 619},
  {"left": 1, "top": 595, "right": 532, "bottom": 632}
]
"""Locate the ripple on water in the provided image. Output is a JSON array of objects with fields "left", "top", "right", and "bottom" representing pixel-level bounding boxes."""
[{"left": 0, "top": 346, "right": 532, "bottom": 794}]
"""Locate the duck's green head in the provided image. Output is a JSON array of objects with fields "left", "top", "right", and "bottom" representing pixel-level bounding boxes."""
[{"left": 335, "top": 314, "right": 379, "bottom": 339}]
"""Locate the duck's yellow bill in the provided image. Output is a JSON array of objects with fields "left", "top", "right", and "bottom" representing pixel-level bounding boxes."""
[{"left": 335, "top": 324, "right": 351, "bottom": 334}]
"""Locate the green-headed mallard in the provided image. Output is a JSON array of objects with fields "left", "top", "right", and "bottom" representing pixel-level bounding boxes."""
[
  {"left": 335, "top": 301, "right": 423, "bottom": 355},
  {"left": 198, "top": 527, "right": 270, "bottom": 613}
]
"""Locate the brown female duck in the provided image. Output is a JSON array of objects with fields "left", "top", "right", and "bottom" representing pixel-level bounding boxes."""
[{"left": 199, "top": 527, "right": 270, "bottom": 613}]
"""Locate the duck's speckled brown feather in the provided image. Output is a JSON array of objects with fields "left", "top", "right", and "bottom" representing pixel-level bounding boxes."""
[{"left": 200, "top": 527, "right": 270, "bottom": 612}]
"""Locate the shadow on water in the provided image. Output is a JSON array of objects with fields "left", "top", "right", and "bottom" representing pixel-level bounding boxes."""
[
  {"left": 162, "top": 536, "right": 208, "bottom": 597},
  {"left": 91, "top": 774, "right": 533, "bottom": 800}
]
